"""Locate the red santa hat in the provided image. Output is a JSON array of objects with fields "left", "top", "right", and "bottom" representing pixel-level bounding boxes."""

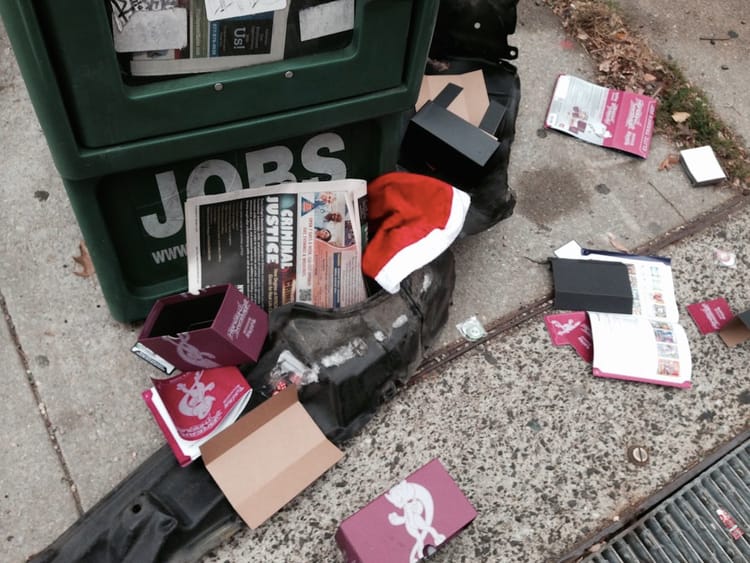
[{"left": 362, "top": 172, "right": 470, "bottom": 293}]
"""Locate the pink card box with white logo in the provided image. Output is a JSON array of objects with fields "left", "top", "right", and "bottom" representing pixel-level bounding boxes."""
[
  {"left": 336, "top": 458, "right": 477, "bottom": 563},
  {"left": 133, "top": 284, "right": 268, "bottom": 374}
]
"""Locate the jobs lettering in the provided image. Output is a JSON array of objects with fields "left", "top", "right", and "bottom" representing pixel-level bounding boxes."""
[{"left": 140, "top": 132, "right": 346, "bottom": 239}]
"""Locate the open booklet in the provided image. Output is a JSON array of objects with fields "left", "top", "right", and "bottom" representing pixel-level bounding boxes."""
[
  {"left": 185, "top": 179, "right": 368, "bottom": 311},
  {"left": 554, "top": 241, "right": 692, "bottom": 388}
]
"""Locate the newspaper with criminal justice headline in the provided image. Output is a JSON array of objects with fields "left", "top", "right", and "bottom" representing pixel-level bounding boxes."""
[{"left": 185, "top": 179, "right": 368, "bottom": 311}]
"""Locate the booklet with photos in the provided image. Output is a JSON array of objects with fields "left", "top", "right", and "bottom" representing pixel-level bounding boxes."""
[{"left": 554, "top": 241, "right": 692, "bottom": 388}]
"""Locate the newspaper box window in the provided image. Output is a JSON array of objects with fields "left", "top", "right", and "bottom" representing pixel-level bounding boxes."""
[{"left": 73, "top": 0, "right": 416, "bottom": 146}]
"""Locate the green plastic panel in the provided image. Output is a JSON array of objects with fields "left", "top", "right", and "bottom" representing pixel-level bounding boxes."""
[
  {"left": 0, "top": 0, "right": 438, "bottom": 180},
  {"left": 0, "top": 0, "right": 439, "bottom": 321}
]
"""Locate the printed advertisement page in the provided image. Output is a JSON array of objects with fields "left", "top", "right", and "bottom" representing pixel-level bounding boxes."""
[
  {"left": 556, "top": 243, "right": 679, "bottom": 322},
  {"left": 545, "top": 74, "right": 656, "bottom": 158}
]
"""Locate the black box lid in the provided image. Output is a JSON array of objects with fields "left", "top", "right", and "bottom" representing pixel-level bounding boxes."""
[{"left": 551, "top": 258, "right": 633, "bottom": 314}]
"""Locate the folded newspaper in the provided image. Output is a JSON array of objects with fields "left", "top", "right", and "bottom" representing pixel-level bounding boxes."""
[{"left": 185, "top": 179, "right": 368, "bottom": 311}]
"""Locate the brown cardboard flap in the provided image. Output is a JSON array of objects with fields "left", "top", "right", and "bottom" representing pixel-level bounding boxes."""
[
  {"left": 237, "top": 442, "right": 343, "bottom": 528},
  {"left": 416, "top": 71, "right": 490, "bottom": 127},
  {"left": 200, "top": 384, "right": 299, "bottom": 461},
  {"left": 201, "top": 385, "right": 344, "bottom": 528},
  {"left": 719, "top": 315, "right": 750, "bottom": 347}
]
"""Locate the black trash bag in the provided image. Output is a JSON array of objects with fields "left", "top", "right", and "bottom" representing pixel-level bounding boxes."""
[
  {"left": 246, "top": 249, "right": 455, "bottom": 444},
  {"left": 429, "top": 0, "right": 520, "bottom": 63},
  {"left": 29, "top": 251, "right": 456, "bottom": 563},
  {"left": 28, "top": 443, "right": 241, "bottom": 563}
]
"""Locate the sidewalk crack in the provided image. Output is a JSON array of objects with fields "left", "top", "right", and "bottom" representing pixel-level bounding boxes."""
[
  {"left": 0, "top": 289, "right": 84, "bottom": 516},
  {"left": 648, "top": 180, "right": 688, "bottom": 222}
]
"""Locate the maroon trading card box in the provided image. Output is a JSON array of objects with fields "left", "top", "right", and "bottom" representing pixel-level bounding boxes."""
[
  {"left": 133, "top": 284, "right": 268, "bottom": 374},
  {"left": 336, "top": 458, "right": 477, "bottom": 563}
]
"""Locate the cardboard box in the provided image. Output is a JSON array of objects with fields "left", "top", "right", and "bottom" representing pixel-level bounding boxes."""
[
  {"left": 400, "top": 77, "right": 507, "bottom": 185},
  {"left": 200, "top": 385, "right": 343, "bottom": 529},
  {"left": 415, "top": 71, "right": 490, "bottom": 128},
  {"left": 336, "top": 458, "right": 477, "bottom": 562},
  {"left": 133, "top": 284, "right": 268, "bottom": 374},
  {"left": 719, "top": 309, "right": 750, "bottom": 347},
  {"left": 551, "top": 258, "right": 633, "bottom": 314}
]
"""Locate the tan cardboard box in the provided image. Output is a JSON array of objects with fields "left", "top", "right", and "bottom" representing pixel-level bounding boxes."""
[{"left": 200, "top": 385, "right": 343, "bottom": 528}]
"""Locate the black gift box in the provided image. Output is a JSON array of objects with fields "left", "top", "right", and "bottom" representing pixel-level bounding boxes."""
[
  {"left": 399, "top": 83, "right": 506, "bottom": 184},
  {"left": 551, "top": 258, "right": 633, "bottom": 314}
]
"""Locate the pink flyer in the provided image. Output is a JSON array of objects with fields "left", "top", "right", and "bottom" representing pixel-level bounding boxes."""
[{"left": 545, "top": 74, "right": 657, "bottom": 158}]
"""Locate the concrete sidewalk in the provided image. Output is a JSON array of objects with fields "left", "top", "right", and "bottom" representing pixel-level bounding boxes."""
[{"left": 1, "top": 1, "right": 749, "bottom": 562}]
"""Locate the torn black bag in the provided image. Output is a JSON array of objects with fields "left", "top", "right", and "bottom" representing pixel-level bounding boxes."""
[
  {"left": 398, "top": 0, "right": 521, "bottom": 236},
  {"left": 29, "top": 252, "right": 456, "bottom": 563},
  {"left": 429, "top": 0, "right": 520, "bottom": 63}
]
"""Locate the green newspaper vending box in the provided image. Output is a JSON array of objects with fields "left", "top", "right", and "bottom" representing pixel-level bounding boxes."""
[{"left": 0, "top": 0, "right": 439, "bottom": 321}]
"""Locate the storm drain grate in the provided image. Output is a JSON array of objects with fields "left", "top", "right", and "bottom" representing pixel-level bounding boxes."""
[{"left": 581, "top": 439, "right": 750, "bottom": 562}]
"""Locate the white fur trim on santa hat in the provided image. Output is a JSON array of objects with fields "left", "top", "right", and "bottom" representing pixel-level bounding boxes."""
[{"left": 375, "top": 186, "right": 471, "bottom": 293}]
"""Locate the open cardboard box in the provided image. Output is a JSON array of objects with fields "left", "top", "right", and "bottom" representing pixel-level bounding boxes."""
[
  {"left": 133, "top": 284, "right": 268, "bottom": 374},
  {"left": 400, "top": 71, "right": 507, "bottom": 185},
  {"left": 415, "top": 71, "right": 490, "bottom": 128},
  {"left": 200, "top": 385, "right": 343, "bottom": 529}
]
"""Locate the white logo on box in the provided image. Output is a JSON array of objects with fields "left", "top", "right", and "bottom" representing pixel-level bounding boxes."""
[
  {"left": 386, "top": 480, "right": 446, "bottom": 563},
  {"left": 177, "top": 371, "right": 216, "bottom": 420},
  {"left": 163, "top": 333, "right": 220, "bottom": 368}
]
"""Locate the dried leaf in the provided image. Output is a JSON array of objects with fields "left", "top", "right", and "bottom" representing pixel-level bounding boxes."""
[
  {"left": 672, "top": 111, "right": 691, "bottom": 123},
  {"left": 607, "top": 232, "right": 630, "bottom": 253},
  {"left": 658, "top": 154, "right": 680, "bottom": 171},
  {"left": 612, "top": 29, "right": 629, "bottom": 41},
  {"left": 599, "top": 60, "right": 611, "bottom": 73},
  {"left": 72, "top": 241, "right": 95, "bottom": 278},
  {"left": 643, "top": 73, "right": 657, "bottom": 82}
]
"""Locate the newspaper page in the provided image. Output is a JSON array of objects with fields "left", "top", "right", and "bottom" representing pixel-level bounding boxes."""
[
  {"left": 129, "top": 0, "right": 288, "bottom": 76},
  {"left": 185, "top": 179, "right": 367, "bottom": 311},
  {"left": 544, "top": 74, "right": 657, "bottom": 158}
]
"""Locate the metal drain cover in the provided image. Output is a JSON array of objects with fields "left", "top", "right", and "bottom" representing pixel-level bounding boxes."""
[{"left": 580, "top": 438, "right": 750, "bottom": 562}]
